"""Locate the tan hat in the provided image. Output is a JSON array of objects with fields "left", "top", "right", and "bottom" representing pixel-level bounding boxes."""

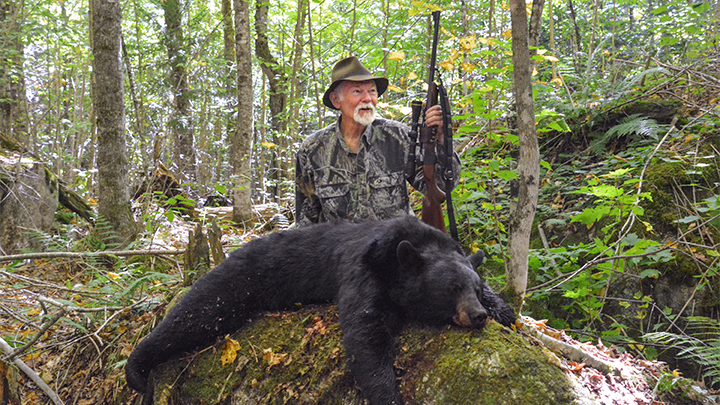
[{"left": 322, "top": 56, "right": 389, "bottom": 110}]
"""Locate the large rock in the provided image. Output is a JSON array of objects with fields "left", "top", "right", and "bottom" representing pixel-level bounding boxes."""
[
  {"left": 0, "top": 157, "right": 58, "bottom": 254},
  {"left": 144, "top": 306, "right": 592, "bottom": 405}
]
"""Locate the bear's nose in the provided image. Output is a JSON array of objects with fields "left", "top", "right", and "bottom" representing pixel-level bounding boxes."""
[
  {"left": 471, "top": 310, "right": 488, "bottom": 329},
  {"left": 453, "top": 305, "right": 488, "bottom": 329}
]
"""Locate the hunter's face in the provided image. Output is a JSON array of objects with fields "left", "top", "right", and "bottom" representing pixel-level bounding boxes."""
[{"left": 332, "top": 80, "right": 378, "bottom": 127}]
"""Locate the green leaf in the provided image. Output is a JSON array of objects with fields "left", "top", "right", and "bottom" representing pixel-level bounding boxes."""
[
  {"left": 589, "top": 184, "right": 624, "bottom": 199},
  {"left": 603, "top": 168, "right": 633, "bottom": 178},
  {"left": 570, "top": 205, "right": 612, "bottom": 227},
  {"left": 496, "top": 170, "right": 517, "bottom": 181},
  {"left": 675, "top": 215, "right": 701, "bottom": 224},
  {"left": 639, "top": 269, "right": 660, "bottom": 279},
  {"left": 61, "top": 317, "right": 88, "bottom": 333}
]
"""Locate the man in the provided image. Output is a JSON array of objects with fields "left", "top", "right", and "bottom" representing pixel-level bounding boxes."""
[{"left": 295, "top": 56, "right": 460, "bottom": 226}]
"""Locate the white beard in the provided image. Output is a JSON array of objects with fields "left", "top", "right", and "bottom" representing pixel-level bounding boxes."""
[{"left": 353, "top": 102, "right": 376, "bottom": 126}]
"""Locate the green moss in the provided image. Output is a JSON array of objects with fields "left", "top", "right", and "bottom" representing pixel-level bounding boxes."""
[
  {"left": 398, "top": 322, "right": 576, "bottom": 404},
  {"left": 643, "top": 160, "right": 692, "bottom": 236},
  {"left": 152, "top": 306, "right": 359, "bottom": 405},
  {"left": 149, "top": 307, "right": 581, "bottom": 405}
]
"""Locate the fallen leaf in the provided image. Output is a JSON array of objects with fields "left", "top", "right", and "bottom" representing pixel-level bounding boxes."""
[{"left": 220, "top": 336, "right": 241, "bottom": 366}]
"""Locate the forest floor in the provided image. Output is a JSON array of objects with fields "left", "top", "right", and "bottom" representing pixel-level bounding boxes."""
[{"left": 0, "top": 204, "right": 718, "bottom": 404}]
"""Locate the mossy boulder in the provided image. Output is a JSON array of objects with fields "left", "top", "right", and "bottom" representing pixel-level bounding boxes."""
[{"left": 147, "top": 306, "right": 592, "bottom": 405}]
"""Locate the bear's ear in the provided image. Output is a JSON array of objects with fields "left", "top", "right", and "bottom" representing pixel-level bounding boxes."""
[
  {"left": 468, "top": 250, "right": 485, "bottom": 270},
  {"left": 396, "top": 240, "right": 423, "bottom": 268}
]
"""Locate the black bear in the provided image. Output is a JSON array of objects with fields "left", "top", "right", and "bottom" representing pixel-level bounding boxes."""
[{"left": 125, "top": 216, "right": 515, "bottom": 405}]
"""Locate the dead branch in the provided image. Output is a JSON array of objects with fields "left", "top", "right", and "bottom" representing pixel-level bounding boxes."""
[
  {"left": 518, "top": 317, "right": 619, "bottom": 376},
  {"left": 0, "top": 337, "right": 65, "bottom": 405},
  {"left": 6, "top": 312, "right": 63, "bottom": 359},
  {"left": 0, "top": 248, "right": 185, "bottom": 263},
  {"left": 1, "top": 270, "right": 108, "bottom": 295}
]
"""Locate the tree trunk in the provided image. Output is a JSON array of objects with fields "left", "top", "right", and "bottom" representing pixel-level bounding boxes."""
[
  {"left": 507, "top": 0, "right": 540, "bottom": 312},
  {"left": 587, "top": 0, "right": 600, "bottom": 74},
  {"left": 232, "top": 0, "right": 254, "bottom": 226},
  {"left": 306, "top": 5, "right": 323, "bottom": 125},
  {"left": 163, "top": 0, "right": 195, "bottom": 182},
  {"left": 528, "top": 0, "right": 546, "bottom": 67},
  {"left": 714, "top": 0, "right": 719, "bottom": 46},
  {"left": 286, "top": 0, "right": 306, "bottom": 200},
  {"left": 121, "top": 35, "right": 149, "bottom": 174},
  {"left": 548, "top": 0, "right": 558, "bottom": 79},
  {"left": 0, "top": 0, "right": 28, "bottom": 143},
  {"left": 567, "top": 0, "right": 582, "bottom": 73},
  {"left": 91, "top": 0, "right": 137, "bottom": 247},
  {"left": 254, "top": 1, "right": 288, "bottom": 201},
  {"left": 221, "top": 0, "right": 235, "bottom": 187}
]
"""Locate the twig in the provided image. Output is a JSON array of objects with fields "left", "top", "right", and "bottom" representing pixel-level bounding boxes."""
[
  {"left": 0, "top": 271, "right": 105, "bottom": 295},
  {"left": 537, "top": 224, "right": 561, "bottom": 276},
  {"left": 0, "top": 248, "right": 185, "bottom": 263},
  {"left": 33, "top": 294, "right": 146, "bottom": 314},
  {"left": 0, "top": 337, "right": 65, "bottom": 405},
  {"left": 6, "top": 312, "right": 63, "bottom": 359},
  {"left": 0, "top": 302, "right": 40, "bottom": 329}
]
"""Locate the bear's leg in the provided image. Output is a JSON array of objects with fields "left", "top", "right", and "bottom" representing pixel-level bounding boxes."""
[
  {"left": 338, "top": 282, "right": 404, "bottom": 405},
  {"left": 480, "top": 282, "right": 517, "bottom": 327}
]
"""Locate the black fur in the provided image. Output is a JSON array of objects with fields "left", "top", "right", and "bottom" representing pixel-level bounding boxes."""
[{"left": 125, "top": 216, "right": 515, "bottom": 405}]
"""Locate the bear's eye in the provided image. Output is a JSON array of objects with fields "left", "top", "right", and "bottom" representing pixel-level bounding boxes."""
[{"left": 451, "top": 283, "right": 463, "bottom": 294}]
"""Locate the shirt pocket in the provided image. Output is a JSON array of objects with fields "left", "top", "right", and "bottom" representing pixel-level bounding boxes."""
[
  {"left": 316, "top": 183, "right": 351, "bottom": 219},
  {"left": 368, "top": 171, "right": 406, "bottom": 209}
]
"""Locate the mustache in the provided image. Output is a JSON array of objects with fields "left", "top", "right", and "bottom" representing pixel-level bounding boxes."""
[{"left": 355, "top": 103, "right": 375, "bottom": 114}]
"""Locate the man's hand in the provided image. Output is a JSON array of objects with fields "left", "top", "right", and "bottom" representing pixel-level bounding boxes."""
[{"left": 424, "top": 104, "right": 445, "bottom": 143}]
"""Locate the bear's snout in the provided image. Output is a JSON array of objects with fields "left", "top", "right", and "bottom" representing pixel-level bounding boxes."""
[{"left": 453, "top": 299, "right": 488, "bottom": 329}]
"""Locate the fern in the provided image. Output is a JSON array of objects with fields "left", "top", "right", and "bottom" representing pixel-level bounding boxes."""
[
  {"left": 589, "top": 114, "right": 660, "bottom": 154},
  {"left": 606, "top": 114, "right": 660, "bottom": 139},
  {"left": 90, "top": 215, "right": 121, "bottom": 251},
  {"left": 644, "top": 316, "right": 720, "bottom": 388},
  {"left": 614, "top": 67, "right": 672, "bottom": 97}
]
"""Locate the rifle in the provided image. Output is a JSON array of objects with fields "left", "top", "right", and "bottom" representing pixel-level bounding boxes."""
[{"left": 409, "top": 10, "right": 459, "bottom": 241}]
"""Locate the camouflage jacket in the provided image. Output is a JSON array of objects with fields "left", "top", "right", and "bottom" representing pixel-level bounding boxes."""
[{"left": 295, "top": 117, "right": 460, "bottom": 226}]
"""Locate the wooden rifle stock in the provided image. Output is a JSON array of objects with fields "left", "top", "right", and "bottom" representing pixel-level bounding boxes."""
[
  {"left": 416, "top": 10, "right": 446, "bottom": 232},
  {"left": 419, "top": 82, "right": 446, "bottom": 231}
]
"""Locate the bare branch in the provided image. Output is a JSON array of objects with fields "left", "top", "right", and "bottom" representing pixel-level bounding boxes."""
[
  {"left": 0, "top": 248, "right": 185, "bottom": 263},
  {"left": 0, "top": 337, "right": 65, "bottom": 405}
]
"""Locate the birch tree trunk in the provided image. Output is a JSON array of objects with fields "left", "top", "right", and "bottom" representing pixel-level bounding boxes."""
[
  {"left": 91, "top": 0, "right": 137, "bottom": 247},
  {"left": 231, "top": 0, "right": 254, "bottom": 226},
  {"left": 507, "top": 0, "right": 540, "bottom": 312}
]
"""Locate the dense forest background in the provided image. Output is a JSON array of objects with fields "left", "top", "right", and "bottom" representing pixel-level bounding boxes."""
[{"left": 1, "top": 0, "right": 720, "bottom": 402}]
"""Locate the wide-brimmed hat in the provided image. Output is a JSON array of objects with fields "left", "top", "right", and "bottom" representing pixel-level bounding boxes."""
[{"left": 322, "top": 56, "right": 389, "bottom": 110}]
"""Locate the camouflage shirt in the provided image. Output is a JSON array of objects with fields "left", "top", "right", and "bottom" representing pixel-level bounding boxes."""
[{"left": 295, "top": 116, "right": 460, "bottom": 226}]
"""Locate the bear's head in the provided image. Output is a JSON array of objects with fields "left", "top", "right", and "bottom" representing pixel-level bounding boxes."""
[
  {"left": 361, "top": 217, "right": 501, "bottom": 330},
  {"left": 391, "top": 240, "right": 490, "bottom": 329}
]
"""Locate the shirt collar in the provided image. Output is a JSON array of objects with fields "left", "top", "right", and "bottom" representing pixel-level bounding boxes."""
[{"left": 334, "top": 116, "right": 375, "bottom": 153}]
